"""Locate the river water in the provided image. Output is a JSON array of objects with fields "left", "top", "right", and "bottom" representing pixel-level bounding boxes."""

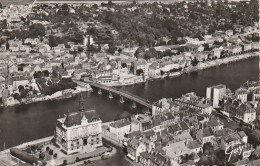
[{"left": 0, "top": 57, "right": 259, "bottom": 165}]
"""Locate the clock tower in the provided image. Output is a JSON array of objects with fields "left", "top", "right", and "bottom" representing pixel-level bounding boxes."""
[{"left": 79, "top": 94, "right": 85, "bottom": 112}]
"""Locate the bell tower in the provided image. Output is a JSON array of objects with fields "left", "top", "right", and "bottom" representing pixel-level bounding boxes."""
[{"left": 79, "top": 94, "right": 85, "bottom": 112}]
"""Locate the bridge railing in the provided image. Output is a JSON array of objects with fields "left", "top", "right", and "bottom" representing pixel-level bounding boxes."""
[{"left": 87, "top": 82, "right": 153, "bottom": 107}]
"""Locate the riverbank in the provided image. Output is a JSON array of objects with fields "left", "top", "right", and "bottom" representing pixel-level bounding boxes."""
[
  {"left": 187, "top": 52, "right": 259, "bottom": 73},
  {"left": 1, "top": 85, "right": 92, "bottom": 108},
  {"left": 160, "top": 52, "right": 259, "bottom": 79},
  {"left": 110, "top": 52, "right": 259, "bottom": 87},
  {"left": 1, "top": 53, "right": 258, "bottom": 108}
]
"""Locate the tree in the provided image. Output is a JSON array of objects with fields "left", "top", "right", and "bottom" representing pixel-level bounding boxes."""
[
  {"left": 61, "top": 3, "right": 69, "bottom": 11},
  {"left": 0, "top": 2, "right": 2, "bottom": 9},
  {"left": 144, "top": 48, "right": 158, "bottom": 60},
  {"left": 65, "top": 43, "right": 71, "bottom": 48},
  {"left": 6, "top": 42, "right": 9, "bottom": 50},
  {"left": 33, "top": 89, "right": 38, "bottom": 95},
  {"left": 108, "top": 0, "right": 114, "bottom": 6},
  {"left": 13, "top": 93, "right": 20, "bottom": 100},
  {"left": 121, "top": 63, "right": 127, "bottom": 68},
  {"left": 118, "top": 48, "right": 122, "bottom": 54},
  {"left": 78, "top": 46, "right": 84, "bottom": 52},
  {"left": 29, "top": 24, "right": 46, "bottom": 38},
  {"left": 33, "top": 71, "right": 43, "bottom": 78},
  {"left": 21, "top": 16, "right": 26, "bottom": 22},
  {"left": 181, "top": 153, "right": 195, "bottom": 164},
  {"left": 31, "top": 145, "right": 37, "bottom": 153},
  {"left": 39, "top": 153, "right": 45, "bottom": 160},
  {"left": 191, "top": 57, "right": 199, "bottom": 66},
  {"left": 92, "top": 4, "right": 98, "bottom": 9},
  {"left": 160, "top": 70, "right": 165, "bottom": 76},
  {"left": 134, "top": 47, "right": 146, "bottom": 58},
  {"left": 49, "top": 35, "right": 59, "bottom": 48},
  {"left": 63, "top": 160, "right": 68, "bottom": 165},
  {"left": 203, "top": 142, "right": 214, "bottom": 154},
  {"left": 18, "top": 85, "right": 24, "bottom": 92},
  {"left": 161, "top": 49, "right": 172, "bottom": 58},
  {"left": 51, "top": 70, "right": 59, "bottom": 79},
  {"left": 26, "top": 146, "right": 32, "bottom": 153},
  {"left": 20, "top": 90, "right": 28, "bottom": 98},
  {"left": 43, "top": 70, "right": 49, "bottom": 77},
  {"left": 49, "top": 149, "right": 53, "bottom": 155},
  {"left": 136, "top": 69, "right": 144, "bottom": 76},
  {"left": 108, "top": 42, "right": 117, "bottom": 54}
]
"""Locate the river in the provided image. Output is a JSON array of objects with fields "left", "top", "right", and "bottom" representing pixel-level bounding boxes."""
[{"left": 0, "top": 57, "right": 259, "bottom": 165}]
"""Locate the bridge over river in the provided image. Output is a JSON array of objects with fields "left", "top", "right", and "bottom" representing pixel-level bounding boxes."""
[{"left": 81, "top": 81, "right": 153, "bottom": 109}]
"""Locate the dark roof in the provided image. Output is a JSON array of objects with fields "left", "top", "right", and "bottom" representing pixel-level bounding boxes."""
[
  {"left": 214, "top": 128, "right": 233, "bottom": 137},
  {"left": 143, "top": 130, "right": 156, "bottom": 137},
  {"left": 64, "top": 109, "right": 100, "bottom": 127},
  {"left": 142, "top": 121, "right": 153, "bottom": 130},
  {"left": 150, "top": 153, "right": 171, "bottom": 166},
  {"left": 207, "top": 120, "right": 221, "bottom": 128},
  {"left": 202, "top": 128, "right": 214, "bottom": 137},
  {"left": 140, "top": 152, "right": 150, "bottom": 159},
  {"left": 168, "top": 124, "right": 181, "bottom": 134},
  {"left": 187, "top": 140, "right": 202, "bottom": 149},
  {"left": 180, "top": 121, "right": 190, "bottom": 130},
  {"left": 127, "top": 131, "right": 142, "bottom": 139},
  {"left": 197, "top": 128, "right": 214, "bottom": 139},
  {"left": 152, "top": 118, "right": 161, "bottom": 127},
  {"left": 128, "top": 138, "right": 141, "bottom": 149}
]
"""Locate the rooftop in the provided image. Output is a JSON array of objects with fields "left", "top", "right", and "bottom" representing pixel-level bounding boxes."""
[
  {"left": 110, "top": 119, "right": 131, "bottom": 128},
  {"left": 62, "top": 109, "right": 101, "bottom": 128}
]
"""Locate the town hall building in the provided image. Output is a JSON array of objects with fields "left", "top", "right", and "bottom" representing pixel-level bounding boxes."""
[{"left": 55, "top": 94, "right": 102, "bottom": 154}]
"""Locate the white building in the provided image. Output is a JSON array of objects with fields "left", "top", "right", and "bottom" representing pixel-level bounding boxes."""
[
  {"left": 206, "top": 84, "right": 227, "bottom": 108},
  {"left": 109, "top": 119, "right": 131, "bottom": 141},
  {"left": 235, "top": 88, "right": 248, "bottom": 103},
  {"left": 55, "top": 95, "right": 102, "bottom": 154}
]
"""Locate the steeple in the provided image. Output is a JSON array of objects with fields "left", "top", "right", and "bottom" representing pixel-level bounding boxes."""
[{"left": 79, "top": 94, "right": 85, "bottom": 112}]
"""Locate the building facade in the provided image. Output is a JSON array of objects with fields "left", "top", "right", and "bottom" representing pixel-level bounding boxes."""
[
  {"left": 55, "top": 95, "right": 102, "bottom": 154},
  {"left": 206, "top": 84, "right": 227, "bottom": 108}
]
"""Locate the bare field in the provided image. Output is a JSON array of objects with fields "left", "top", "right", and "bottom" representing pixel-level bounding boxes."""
[{"left": 1, "top": 0, "right": 34, "bottom": 6}]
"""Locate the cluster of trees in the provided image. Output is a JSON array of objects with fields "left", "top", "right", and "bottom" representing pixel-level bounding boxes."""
[
  {"left": 33, "top": 71, "right": 50, "bottom": 79},
  {"left": 0, "top": 19, "right": 7, "bottom": 29},
  {"left": 94, "top": 0, "right": 258, "bottom": 48},
  {"left": 42, "top": 78, "right": 77, "bottom": 95},
  {"left": 14, "top": 23, "right": 46, "bottom": 39},
  {"left": 135, "top": 47, "right": 176, "bottom": 60},
  {"left": 26, "top": 145, "right": 41, "bottom": 154},
  {"left": 48, "top": 29, "right": 83, "bottom": 48},
  {"left": 245, "top": 33, "right": 260, "bottom": 42},
  {"left": 13, "top": 85, "right": 37, "bottom": 100}
]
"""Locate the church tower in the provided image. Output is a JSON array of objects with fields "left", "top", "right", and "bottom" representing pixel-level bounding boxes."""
[{"left": 79, "top": 94, "right": 85, "bottom": 112}]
